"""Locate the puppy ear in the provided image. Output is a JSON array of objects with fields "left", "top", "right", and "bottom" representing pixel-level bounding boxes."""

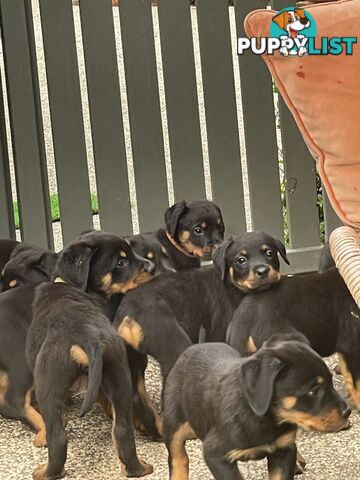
[
  {"left": 273, "top": 238, "right": 290, "bottom": 265},
  {"left": 212, "top": 238, "right": 233, "bottom": 282},
  {"left": 238, "top": 354, "right": 284, "bottom": 416},
  {"left": 35, "top": 252, "right": 58, "bottom": 278},
  {"left": 55, "top": 243, "right": 97, "bottom": 290},
  {"left": 294, "top": 8, "right": 306, "bottom": 18},
  {"left": 272, "top": 11, "right": 288, "bottom": 30},
  {"left": 165, "top": 201, "right": 187, "bottom": 238}
]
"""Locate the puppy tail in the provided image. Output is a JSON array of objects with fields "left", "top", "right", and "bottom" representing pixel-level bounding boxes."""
[{"left": 79, "top": 342, "right": 103, "bottom": 417}]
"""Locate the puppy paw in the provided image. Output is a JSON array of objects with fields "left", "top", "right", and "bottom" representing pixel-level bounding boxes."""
[
  {"left": 295, "top": 451, "right": 307, "bottom": 475},
  {"left": 139, "top": 461, "right": 153, "bottom": 477},
  {"left": 121, "top": 460, "right": 153, "bottom": 477},
  {"left": 33, "top": 430, "right": 47, "bottom": 448},
  {"left": 32, "top": 463, "right": 66, "bottom": 480}
]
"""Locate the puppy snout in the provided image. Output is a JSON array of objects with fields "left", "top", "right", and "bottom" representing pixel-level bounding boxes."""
[{"left": 255, "top": 265, "right": 270, "bottom": 278}]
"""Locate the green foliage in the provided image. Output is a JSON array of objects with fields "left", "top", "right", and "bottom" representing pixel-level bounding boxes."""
[
  {"left": 13, "top": 193, "right": 99, "bottom": 229},
  {"left": 280, "top": 173, "right": 325, "bottom": 246}
]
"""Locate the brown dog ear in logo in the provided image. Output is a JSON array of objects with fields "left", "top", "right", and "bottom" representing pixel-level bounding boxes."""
[
  {"left": 272, "top": 11, "right": 290, "bottom": 30},
  {"left": 294, "top": 9, "right": 307, "bottom": 19}
]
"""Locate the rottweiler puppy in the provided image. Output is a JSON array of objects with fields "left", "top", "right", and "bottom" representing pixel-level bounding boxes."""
[
  {"left": 127, "top": 233, "right": 175, "bottom": 275},
  {"left": 227, "top": 267, "right": 360, "bottom": 412},
  {"left": 0, "top": 245, "right": 58, "bottom": 445},
  {"left": 0, "top": 285, "right": 48, "bottom": 447},
  {"left": 1, "top": 243, "right": 58, "bottom": 292},
  {"left": 156, "top": 199, "right": 225, "bottom": 270},
  {"left": 25, "top": 231, "right": 154, "bottom": 480},
  {"left": 113, "top": 231, "right": 289, "bottom": 437},
  {"left": 164, "top": 335, "right": 351, "bottom": 480}
]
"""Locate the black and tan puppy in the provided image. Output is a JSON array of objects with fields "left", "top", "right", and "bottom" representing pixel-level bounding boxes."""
[
  {"left": 26, "top": 231, "right": 154, "bottom": 480},
  {"left": 1, "top": 243, "right": 58, "bottom": 292},
  {"left": 0, "top": 285, "right": 48, "bottom": 448},
  {"left": 0, "top": 245, "right": 58, "bottom": 444},
  {"left": 113, "top": 231, "right": 289, "bottom": 437},
  {"left": 227, "top": 267, "right": 360, "bottom": 411},
  {"left": 127, "top": 233, "right": 175, "bottom": 275},
  {"left": 156, "top": 199, "right": 225, "bottom": 270},
  {"left": 164, "top": 336, "right": 350, "bottom": 480}
]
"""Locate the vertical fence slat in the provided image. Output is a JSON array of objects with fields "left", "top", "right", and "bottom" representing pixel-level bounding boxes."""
[
  {"left": 119, "top": 0, "right": 168, "bottom": 232},
  {"left": 79, "top": 0, "right": 132, "bottom": 236},
  {"left": 271, "top": 0, "right": 320, "bottom": 249},
  {"left": 323, "top": 189, "right": 342, "bottom": 240},
  {"left": 0, "top": 68, "right": 14, "bottom": 238},
  {"left": 39, "top": 0, "right": 93, "bottom": 245},
  {"left": 157, "top": 0, "right": 206, "bottom": 202},
  {"left": 278, "top": 104, "right": 320, "bottom": 248},
  {"left": 0, "top": 0, "right": 53, "bottom": 248},
  {"left": 235, "top": 0, "right": 283, "bottom": 239},
  {"left": 196, "top": 0, "right": 246, "bottom": 236}
]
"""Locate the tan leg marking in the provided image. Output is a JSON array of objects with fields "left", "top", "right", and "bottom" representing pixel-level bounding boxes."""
[
  {"left": 338, "top": 353, "right": 360, "bottom": 408},
  {"left": 24, "top": 390, "right": 47, "bottom": 447},
  {"left": 228, "top": 430, "right": 296, "bottom": 462},
  {"left": 120, "top": 462, "right": 153, "bottom": 478},
  {"left": 269, "top": 469, "right": 285, "bottom": 480},
  {"left": 32, "top": 463, "right": 65, "bottom": 480},
  {"left": 118, "top": 316, "right": 144, "bottom": 350},
  {"left": 70, "top": 345, "right": 89, "bottom": 367},
  {"left": 246, "top": 336, "right": 257, "bottom": 354},
  {"left": 137, "top": 377, "right": 164, "bottom": 436},
  {"left": 111, "top": 404, "right": 153, "bottom": 478},
  {"left": 169, "top": 422, "right": 195, "bottom": 480},
  {"left": 97, "top": 390, "right": 113, "bottom": 418},
  {"left": 297, "top": 450, "right": 307, "bottom": 469},
  {"left": 0, "top": 370, "right": 9, "bottom": 405}
]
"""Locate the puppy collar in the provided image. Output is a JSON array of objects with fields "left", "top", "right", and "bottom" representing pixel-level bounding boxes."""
[{"left": 165, "top": 231, "right": 195, "bottom": 258}]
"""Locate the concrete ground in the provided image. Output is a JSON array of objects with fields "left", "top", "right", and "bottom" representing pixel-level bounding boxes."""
[{"left": 1, "top": 355, "right": 360, "bottom": 480}]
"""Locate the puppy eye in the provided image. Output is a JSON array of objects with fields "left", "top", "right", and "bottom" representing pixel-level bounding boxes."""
[
  {"left": 288, "top": 17, "right": 293, "bottom": 23},
  {"left": 194, "top": 227, "right": 203, "bottom": 235},
  {"left": 266, "top": 250, "right": 274, "bottom": 258},
  {"left": 118, "top": 258, "right": 128, "bottom": 268},
  {"left": 237, "top": 257, "right": 247, "bottom": 265},
  {"left": 307, "top": 387, "right": 319, "bottom": 398}
]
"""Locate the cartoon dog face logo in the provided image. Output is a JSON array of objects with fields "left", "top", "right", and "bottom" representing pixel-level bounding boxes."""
[{"left": 272, "top": 9, "right": 310, "bottom": 56}]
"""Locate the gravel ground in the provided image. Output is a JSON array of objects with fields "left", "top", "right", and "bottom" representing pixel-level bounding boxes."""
[{"left": 1, "top": 356, "right": 360, "bottom": 480}]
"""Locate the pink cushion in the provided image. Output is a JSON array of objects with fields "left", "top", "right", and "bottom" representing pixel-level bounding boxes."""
[{"left": 244, "top": 0, "right": 360, "bottom": 229}]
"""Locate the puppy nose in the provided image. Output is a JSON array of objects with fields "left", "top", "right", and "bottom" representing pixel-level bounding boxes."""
[
  {"left": 300, "top": 17, "right": 308, "bottom": 25},
  {"left": 342, "top": 406, "right": 351, "bottom": 419},
  {"left": 255, "top": 265, "right": 270, "bottom": 278}
]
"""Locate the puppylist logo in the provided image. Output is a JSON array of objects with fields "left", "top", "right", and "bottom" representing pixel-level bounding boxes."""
[{"left": 238, "top": 7, "right": 357, "bottom": 57}]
